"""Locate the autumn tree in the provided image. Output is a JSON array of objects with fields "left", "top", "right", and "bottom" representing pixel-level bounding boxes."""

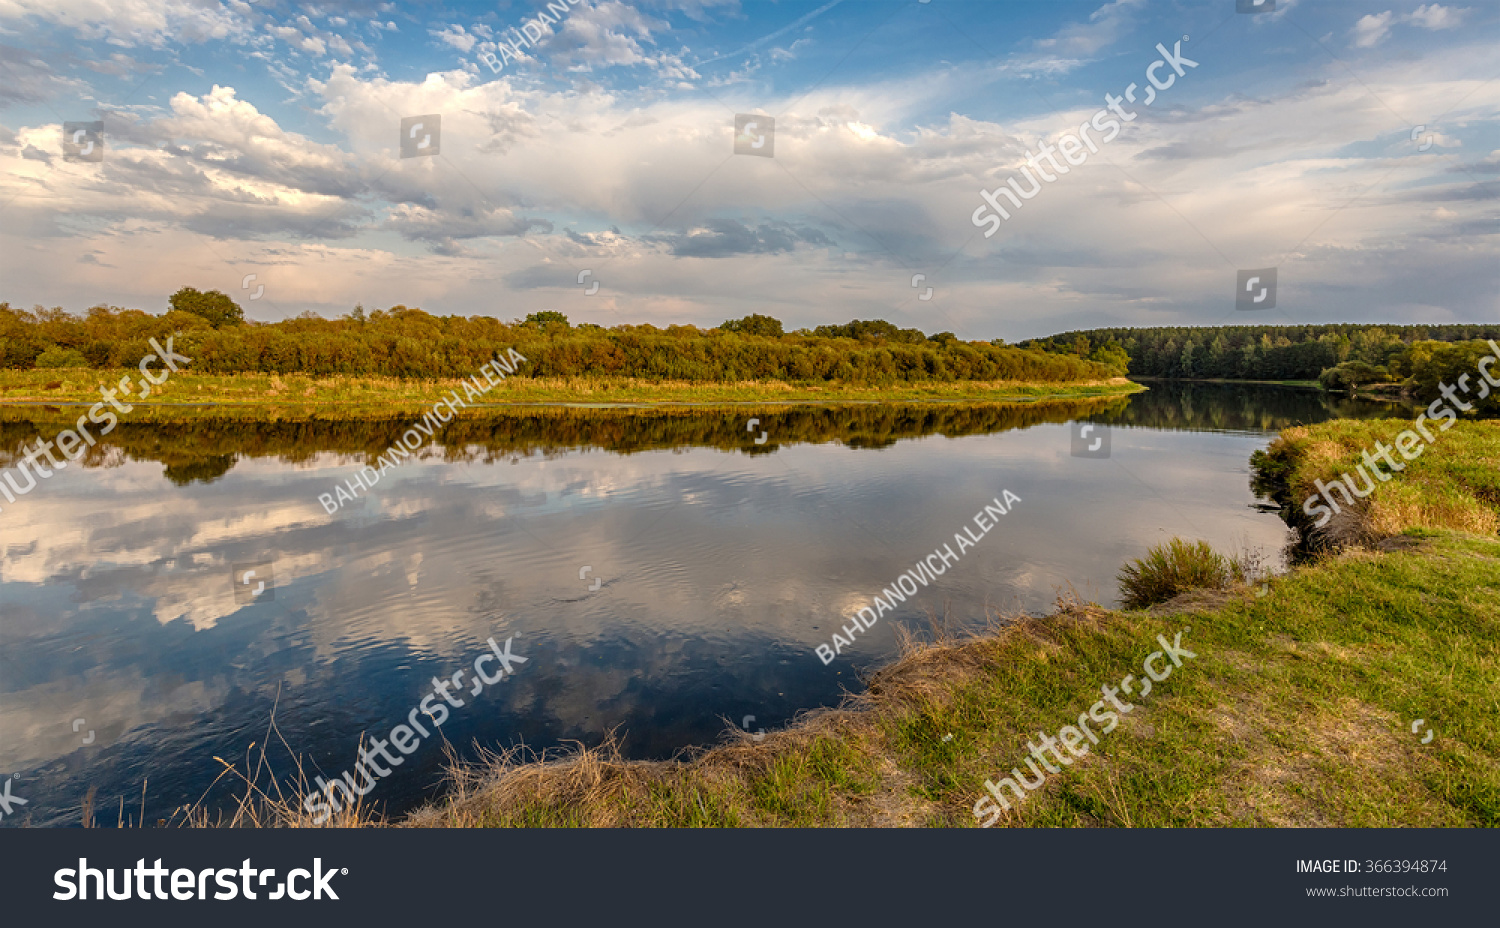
[{"left": 169, "top": 287, "right": 244, "bottom": 328}]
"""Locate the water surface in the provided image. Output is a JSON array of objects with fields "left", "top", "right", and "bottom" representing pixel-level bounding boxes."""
[{"left": 0, "top": 383, "right": 1403, "bottom": 826}]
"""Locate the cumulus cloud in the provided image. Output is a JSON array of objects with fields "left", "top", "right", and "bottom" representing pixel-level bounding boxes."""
[
  {"left": 541, "top": 0, "right": 668, "bottom": 71},
  {"left": 0, "top": 85, "right": 374, "bottom": 245},
  {"left": 431, "top": 23, "right": 477, "bottom": 54},
  {"left": 149, "top": 85, "right": 362, "bottom": 197}
]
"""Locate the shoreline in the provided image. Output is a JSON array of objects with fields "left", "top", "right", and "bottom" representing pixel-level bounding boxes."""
[{"left": 0, "top": 374, "right": 1143, "bottom": 422}]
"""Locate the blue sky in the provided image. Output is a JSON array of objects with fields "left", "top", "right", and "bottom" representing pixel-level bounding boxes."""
[{"left": 1, "top": 0, "right": 1496, "bottom": 340}]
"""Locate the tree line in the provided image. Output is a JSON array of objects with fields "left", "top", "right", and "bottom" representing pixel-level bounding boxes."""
[
  {"left": 0, "top": 291, "right": 1111, "bottom": 385},
  {"left": 1022, "top": 324, "right": 1499, "bottom": 381}
]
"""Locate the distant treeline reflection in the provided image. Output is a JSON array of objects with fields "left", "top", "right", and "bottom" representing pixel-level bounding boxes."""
[
  {"left": 0, "top": 384, "right": 1403, "bottom": 485},
  {"left": 1093, "top": 381, "right": 1407, "bottom": 432},
  {"left": 2, "top": 399, "right": 1129, "bottom": 484}
]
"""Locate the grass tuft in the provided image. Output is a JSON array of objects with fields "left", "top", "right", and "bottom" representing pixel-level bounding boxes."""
[{"left": 1116, "top": 538, "right": 1245, "bottom": 609}]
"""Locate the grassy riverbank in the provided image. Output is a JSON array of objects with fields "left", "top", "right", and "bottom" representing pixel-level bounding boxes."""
[
  {"left": 1132, "top": 375, "right": 1324, "bottom": 389},
  {"left": 1251, "top": 418, "right": 1500, "bottom": 547},
  {"left": 206, "top": 419, "right": 1495, "bottom": 829},
  {"left": 0, "top": 370, "right": 1141, "bottom": 420}
]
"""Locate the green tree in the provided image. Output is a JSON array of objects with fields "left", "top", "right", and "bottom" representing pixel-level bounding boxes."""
[
  {"left": 1089, "top": 339, "right": 1130, "bottom": 376},
  {"left": 719, "top": 313, "right": 784, "bottom": 337},
  {"left": 1318, "top": 360, "right": 1387, "bottom": 394},
  {"left": 1180, "top": 339, "right": 1198, "bottom": 377},
  {"left": 33, "top": 346, "right": 89, "bottom": 368},
  {"left": 169, "top": 287, "right": 244, "bottom": 328},
  {"left": 525, "top": 310, "right": 570, "bottom": 328},
  {"left": 811, "top": 319, "right": 926, "bottom": 344},
  {"left": 1207, "top": 333, "right": 1229, "bottom": 377},
  {"left": 1403, "top": 339, "right": 1499, "bottom": 415}
]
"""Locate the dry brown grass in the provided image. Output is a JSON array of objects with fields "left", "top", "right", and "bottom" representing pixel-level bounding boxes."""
[
  {"left": 1366, "top": 490, "right": 1499, "bottom": 539},
  {"left": 171, "top": 689, "right": 389, "bottom": 828},
  {"left": 1257, "top": 419, "right": 1500, "bottom": 546},
  {"left": 173, "top": 606, "right": 1051, "bottom": 828}
]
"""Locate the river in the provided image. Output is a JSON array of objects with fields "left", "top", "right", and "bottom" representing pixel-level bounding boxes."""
[{"left": 0, "top": 382, "right": 1403, "bottom": 826}]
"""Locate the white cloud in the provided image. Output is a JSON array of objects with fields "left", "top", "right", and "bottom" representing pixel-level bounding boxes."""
[
  {"left": 542, "top": 0, "right": 667, "bottom": 71},
  {"left": 1352, "top": 11, "right": 1394, "bottom": 47},
  {"left": 769, "top": 37, "right": 812, "bottom": 62},
  {"left": 431, "top": 23, "right": 476, "bottom": 54},
  {"left": 1353, "top": 5, "right": 1468, "bottom": 48},
  {"left": 1407, "top": 4, "right": 1467, "bottom": 29},
  {"left": 0, "top": 0, "right": 247, "bottom": 47},
  {"left": 1034, "top": 0, "right": 1147, "bottom": 57}
]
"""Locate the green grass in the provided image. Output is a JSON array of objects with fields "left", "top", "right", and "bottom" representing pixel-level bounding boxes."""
[
  {"left": 746, "top": 736, "right": 880, "bottom": 824},
  {"left": 890, "top": 532, "right": 1498, "bottom": 826},
  {"left": 642, "top": 781, "right": 747, "bottom": 828},
  {"left": 0, "top": 368, "right": 1142, "bottom": 418},
  {"left": 1252, "top": 418, "right": 1500, "bottom": 542},
  {"left": 1134, "top": 376, "right": 1324, "bottom": 389},
  {"left": 1117, "top": 538, "right": 1246, "bottom": 609}
]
